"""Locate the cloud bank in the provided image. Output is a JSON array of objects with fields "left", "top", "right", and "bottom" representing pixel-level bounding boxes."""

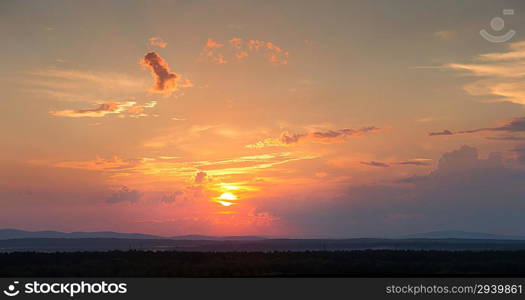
[{"left": 255, "top": 145, "right": 525, "bottom": 237}]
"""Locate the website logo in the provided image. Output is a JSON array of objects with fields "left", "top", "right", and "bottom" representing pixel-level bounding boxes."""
[
  {"left": 2, "top": 281, "right": 127, "bottom": 297},
  {"left": 480, "top": 9, "right": 516, "bottom": 43},
  {"left": 3, "top": 281, "right": 20, "bottom": 297}
]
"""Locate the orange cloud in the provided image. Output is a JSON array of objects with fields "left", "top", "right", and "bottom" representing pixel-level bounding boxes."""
[
  {"left": 148, "top": 37, "right": 167, "bottom": 48},
  {"left": 126, "top": 101, "right": 158, "bottom": 118},
  {"left": 247, "top": 127, "right": 379, "bottom": 148},
  {"left": 229, "top": 37, "right": 249, "bottom": 60},
  {"left": 206, "top": 38, "right": 224, "bottom": 48},
  {"left": 179, "top": 79, "right": 194, "bottom": 88},
  {"left": 50, "top": 101, "right": 157, "bottom": 118},
  {"left": 140, "top": 52, "right": 179, "bottom": 95},
  {"left": 50, "top": 101, "right": 134, "bottom": 118},
  {"left": 51, "top": 156, "right": 143, "bottom": 171},
  {"left": 200, "top": 37, "right": 289, "bottom": 65},
  {"left": 45, "top": 152, "right": 316, "bottom": 188},
  {"left": 200, "top": 38, "right": 227, "bottom": 64},
  {"left": 263, "top": 41, "right": 289, "bottom": 64}
]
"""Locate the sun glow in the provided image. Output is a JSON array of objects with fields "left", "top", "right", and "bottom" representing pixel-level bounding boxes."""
[
  {"left": 214, "top": 192, "right": 238, "bottom": 207},
  {"left": 218, "top": 192, "right": 238, "bottom": 201},
  {"left": 222, "top": 185, "right": 239, "bottom": 190},
  {"left": 217, "top": 200, "right": 234, "bottom": 207},
  {"left": 215, "top": 192, "right": 238, "bottom": 206}
]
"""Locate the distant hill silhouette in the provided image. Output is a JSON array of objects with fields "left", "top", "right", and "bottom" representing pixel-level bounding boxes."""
[
  {"left": 0, "top": 229, "right": 266, "bottom": 241},
  {"left": 169, "top": 235, "right": 266, "bottom": 241},
  {"left": 0, "top": 228, "right": 160, "bottom": 240},
  {"left": 401, "top": 230, "right": 525, "bottom": 240},
  {"left": 2, "top": 228, "right": 524, "bottom": 242}
]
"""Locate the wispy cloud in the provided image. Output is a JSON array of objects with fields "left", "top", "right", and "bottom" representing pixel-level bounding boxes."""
[
  {"left": 148, "top": 37, "right": 167, "bottom": 48},
  {"left": 446, "top": 41, "right": 525, "bottom": 105},
  {"left": 478, "top": 41, "right": 525, "bottom": 61},
  {"left": 42, "top": 152, "right": 317, "bottom": 185},
  {"left": 360, "top": 159, "right": 431, "bottom": 168},
  {"left": 416, "top": 116, "right": 439, "bottom": 123},
  {"left": 247, "top": 127, "right": 379, "bottom": 148},
  {"left": 433, "top": 30, "right": 456, "bottom": 40},
  {"left": 50, "top": 100, "right": 157, "bottom": 118},
  {"left": 21, "top": 69, "right": 148, "bottom": 102},
  {"left": 47, "top": 156, "right": 140, "bottom": 170}
]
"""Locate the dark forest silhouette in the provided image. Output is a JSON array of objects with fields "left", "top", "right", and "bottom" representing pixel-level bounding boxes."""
[{"left": 2, "top": 250, "right": 525, "bottom": 276}]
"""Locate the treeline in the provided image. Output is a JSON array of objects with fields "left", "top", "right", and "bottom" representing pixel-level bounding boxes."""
[{"left": 1, "top": 250, "right": 525, "bottom": 277}]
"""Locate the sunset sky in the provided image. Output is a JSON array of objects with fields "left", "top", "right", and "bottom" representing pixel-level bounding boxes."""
[{"left": 2, "top": 0, "right": 525, "bottom": 237}]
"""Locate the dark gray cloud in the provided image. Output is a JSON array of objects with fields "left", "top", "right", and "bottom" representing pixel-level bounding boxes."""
[
  {"left": 159, "top": 187, "right": 205, "bottom": 204},
  {"left": 429, "top": 117, "right": 525, "bottom": 137},
  {"left": 140, "top": 51, "right": 178, "bottom": 95},
  {"left": 461, "top": 117, "right": 525, "bottom": 134},
  {"left": 395, "top": 160, "right": 431, "bottom": 166},
  {"left": 361, "top": 161, "right": 390, "bottom": 168},
  {"left": 248, "top": 127, "right": 380, "bottom": 148},
  {"left": 161, "top": 191, "right": 182, "bottom": 203},
  {"left": 194, "top": 171, "right": 207, "bottom": 184},
  {"left": 361, "top": 160, "right": 431, "bottom": 167},
  {"left": 106, "top": 186, "right": 142, "bottom": 204},
  {"left": 513, "top": 145, "right": 525, "bottom": 164},
  {"left": 282, "top": 127, "right": 379, "bottom": 144},
  {"left": 486, "top": 135, "right": 525, "bottom": 141},
  {"left": 428, "top": 130, "right": 453, "bottom": 136}
]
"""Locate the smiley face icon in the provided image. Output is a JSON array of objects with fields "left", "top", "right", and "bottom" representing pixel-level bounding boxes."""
[
  {"left": 3, "top": 282, "right": 20, "bottom": 297},
  {"left": 480, "top": 9, "right": 516, "bottom": 43}
]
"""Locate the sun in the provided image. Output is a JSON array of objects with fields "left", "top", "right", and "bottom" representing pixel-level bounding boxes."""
[
  {"left": 215, "top": 192, "right": 238, "bottom": 207},
  {"left": 218, "top": 192, "right": 237, "bottom": 201}
]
